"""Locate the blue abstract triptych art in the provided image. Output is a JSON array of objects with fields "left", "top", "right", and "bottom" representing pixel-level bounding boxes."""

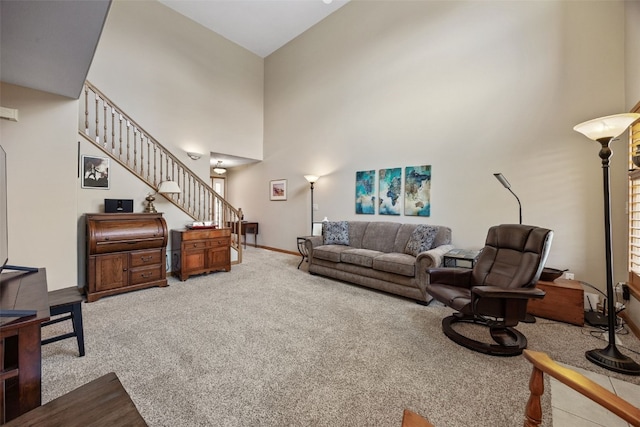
[{"left": 355, "top": 166, "right": 431, "bottom": 217}]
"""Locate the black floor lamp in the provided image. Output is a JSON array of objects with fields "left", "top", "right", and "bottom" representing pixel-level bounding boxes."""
[
  {"left": 493, "top": 173, "right": 522, "bottom": 224},
  {"left": 304, "top": 175, "right": 319, "bottom": 235},
  {"left": 574, "top": 113, "right": 640, "bottom": 376}
]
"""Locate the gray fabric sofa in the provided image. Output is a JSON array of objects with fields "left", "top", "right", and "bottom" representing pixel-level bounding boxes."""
[{"left": 304, "top": 221, "right": 453, "bottom": 303}]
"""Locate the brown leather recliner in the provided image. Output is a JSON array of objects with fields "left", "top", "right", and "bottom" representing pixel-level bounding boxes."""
[{"left": 426, "top": 224, "right": 553, "bottom": 356}]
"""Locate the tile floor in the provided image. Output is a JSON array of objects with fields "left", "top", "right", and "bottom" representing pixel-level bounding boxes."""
[{"left": 551, "top": 363, "right": 640, "bottom": 426}]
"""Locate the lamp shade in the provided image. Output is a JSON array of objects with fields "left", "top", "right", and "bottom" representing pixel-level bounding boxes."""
[
  {"left": 493, "top": 173, "right": 511, "bottom": 189},
  {"left": 157, "top": 180, "right": 181, "bottom": 194},
  {"left": 304, "top": 175, "right": 319, "bottom": 183},
  {"left": 573, "top": 113, "right": 640, "bottom": 141}
]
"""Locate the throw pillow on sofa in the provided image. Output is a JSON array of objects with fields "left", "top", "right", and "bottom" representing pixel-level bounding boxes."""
[
  {"left": 323, "top": 221, "right": 350, "bottom": 245},
  {"left": 404, "top": 224, "right": 438, "bottom": 256}
]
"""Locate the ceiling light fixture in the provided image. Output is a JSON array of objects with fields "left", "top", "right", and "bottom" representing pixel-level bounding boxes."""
[{"left": 213, "top": 161, "right": 227, "bottom": 174}]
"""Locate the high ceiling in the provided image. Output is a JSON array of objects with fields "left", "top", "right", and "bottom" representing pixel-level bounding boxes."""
[
  {"left": 158, "top": 0, "right": 350, "bottom": 58},
  {"left": 0, "top": 0, "right": 350, "bottom": 167}
]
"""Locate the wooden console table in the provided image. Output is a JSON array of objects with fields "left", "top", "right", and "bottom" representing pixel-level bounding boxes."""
[
  {"left": 227, "top": 221, "right": 258, "bottom": 249},
  {"left": 527, "top": 278, "right": 584, "bottom": 326},
  {"left": 4, "top": 372, "right": 147, "bottom": 426},
  {"left": 0, "top": 269, "right": 50, "bottom": 424}
]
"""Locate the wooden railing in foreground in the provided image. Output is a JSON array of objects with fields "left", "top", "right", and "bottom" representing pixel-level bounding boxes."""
[
  {"left": 523, "top": 349, "right": 640, "bottom": 427},
  {"left": 79, "top": 81, "right": 243, "bottom": 263}
]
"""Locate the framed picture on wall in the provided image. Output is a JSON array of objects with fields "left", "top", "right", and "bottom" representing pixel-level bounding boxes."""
[
  {"left": 81, "top": 155, "right": 110, "bottom": 189},
  {"left": 355, "top": 170, "right": 376, "bottom": 214},
  {"left": 405, "top": 165, "right": 431, "bottom": 216},
  {"left": 270, "top": 179, "right": 287, "bottom": 201},
  {"left": 379, "top": 167, "right": 402, "bottom": 215}
]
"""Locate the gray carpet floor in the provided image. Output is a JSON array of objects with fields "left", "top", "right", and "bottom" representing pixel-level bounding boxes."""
[{"left": 41, "top": 247, "right": 640, "bottom": 426}]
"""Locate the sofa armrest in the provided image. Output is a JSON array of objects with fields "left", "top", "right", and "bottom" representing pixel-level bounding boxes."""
[
  {"left": 304, "top": 236, "right": 324, "bottom": 261},
  {"left": 415, "top": 244, "right": 454, "bottom": 300},
  {"left": 416, "top": 244, "right": 454, "bottom": 269}
]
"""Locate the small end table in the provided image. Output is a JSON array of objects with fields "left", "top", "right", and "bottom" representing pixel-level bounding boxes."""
[
  {"left": 443, "top": 249, "right": 481, "bottom": 268},
  {"left": 297, "top": 237, "right": 310, "bottom": 269}
]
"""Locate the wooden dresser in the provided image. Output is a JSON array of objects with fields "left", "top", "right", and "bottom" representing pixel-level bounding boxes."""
[
  {"left": 171, "top": 228, "right": 231, "bottom": 281},
  {"left": 86, "top": 213, "right": 168, "bottom": 302}
]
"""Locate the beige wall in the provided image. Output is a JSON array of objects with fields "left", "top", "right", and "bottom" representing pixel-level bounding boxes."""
[
  {"left": 87, "top": 0, "right": 264, "bottom": 166},
  {"left": 0, "top": 83, "right": 79, "bottom": 288},
  {"left": 230, "top": 0, "right": 628, "bottom": 291}
]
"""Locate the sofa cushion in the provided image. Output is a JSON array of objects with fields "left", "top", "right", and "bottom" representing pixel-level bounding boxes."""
[
  {"left": 323, "top": 221, "right": 350, "bottom": 245},
  {"left": 404, "top": 225, "right": 439, "bottom": 256},
  {"left": 373, "top": 253, "right": 416, "bottom": 277},
  {"left": 341, "top": 248, "right": 384, "bottom": 268},
  {"left": 313, "top": 245, "right": 351, "bottom": 263},
  {"left": 361, "top": 222, "right": 401, "bottom": 252}
]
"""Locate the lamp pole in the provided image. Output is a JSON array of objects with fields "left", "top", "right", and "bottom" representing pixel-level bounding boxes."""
[{"left": 304, "top": 175, "right": 319, "bottom": 235}]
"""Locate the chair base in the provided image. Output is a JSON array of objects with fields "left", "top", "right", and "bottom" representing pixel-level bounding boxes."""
[{"left": 442, "top": 314, "right": 527, "bottom": 357}]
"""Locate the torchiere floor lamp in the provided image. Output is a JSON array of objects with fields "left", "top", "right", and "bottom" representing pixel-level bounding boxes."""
[
  {"left": 574, "top": 112, "right": 640, "bottom": 376},
  {"left": 304, "top": 175, "right": 319, "bottom": 235}
]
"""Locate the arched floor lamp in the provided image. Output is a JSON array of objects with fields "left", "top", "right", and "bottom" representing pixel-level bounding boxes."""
[
  {"left": 574, "top": 112, "right": 640, "bottom": 376},
  {"left": 304, "top": 175, "right": 319, "bottom": 235}
]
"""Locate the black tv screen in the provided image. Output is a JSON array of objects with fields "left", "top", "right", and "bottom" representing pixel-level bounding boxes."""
[{"left": 0, "top": 145, "right": 7, "bottom": 272}]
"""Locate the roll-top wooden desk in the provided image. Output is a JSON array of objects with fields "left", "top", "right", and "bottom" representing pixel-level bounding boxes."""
[{"left": 85, "top": 213, "right": 168, "bottom": 302}]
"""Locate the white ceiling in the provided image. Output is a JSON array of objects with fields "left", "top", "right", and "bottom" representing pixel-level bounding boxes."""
[{"left": 158, "top": 0, "right": 350, "bottom": 58}]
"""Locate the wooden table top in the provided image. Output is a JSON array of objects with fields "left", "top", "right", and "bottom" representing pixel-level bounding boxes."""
[{"left": 4, "top": 372, "right": 148, "bottom": 426}]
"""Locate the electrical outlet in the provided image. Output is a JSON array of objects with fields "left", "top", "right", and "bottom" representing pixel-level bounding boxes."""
[{"left": 564, "top": 272, "right": 575, "bottom": 280}]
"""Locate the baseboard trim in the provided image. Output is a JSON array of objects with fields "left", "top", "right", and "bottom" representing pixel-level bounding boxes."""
[{"left": 257, "top": 245, "right": 299, "bottom": 257}]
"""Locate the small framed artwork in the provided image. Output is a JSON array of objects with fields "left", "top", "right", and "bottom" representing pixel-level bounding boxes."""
[
  {"left": 81, "top": 155, "right": 110, "bottom": 189},
  {"left": 270, "top": 179, "right": 287, "bottom": 201},
  {"left": 405, "top": 165, "right": 431, "bottom": 217},
  {"left": 379, "top": 167, "right": 402, "bottom": 215},
  {"left": 355, "top": 170, "right": 375, "bottom": 214}
]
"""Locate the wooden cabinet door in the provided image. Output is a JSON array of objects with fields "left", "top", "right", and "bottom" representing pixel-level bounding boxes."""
[
  {"left": 183, "top": 248, "right": 206, "bottom": 272},
  {"left": 208, "top": 246, "right": 230, "bottom": 271},
  {"left": 94, "top": 253, "right": 128, "bottom": 291}
]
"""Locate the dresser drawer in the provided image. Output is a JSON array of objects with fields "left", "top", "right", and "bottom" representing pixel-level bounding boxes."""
[
  {"left": 129, "top": 265, "right": 164, "bottom": 286},
  {"left": 210, "top": 237, "right": 230, "bottom": 248},
  {"left": 129, "top": 249, "right": 163, "bottom": 267},
  {"left": 184, "top": 240, "right": 208, "bottom": 250}
]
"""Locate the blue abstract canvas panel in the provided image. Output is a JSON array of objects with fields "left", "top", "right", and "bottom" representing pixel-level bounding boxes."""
[
  {"left": 355, "top": 170, "right": 375, "bottom": 214},
  {"left": 405, "top": 165, "right": 431, "bottom": 216},
  {"left": 379, "top": 167, "right": 402, "bottom": 215}
]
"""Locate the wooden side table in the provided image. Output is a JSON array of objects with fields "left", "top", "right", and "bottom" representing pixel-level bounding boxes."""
[
  {"left": 4, "top": 372, "right": 147, "bottom": 426},
  {"left": 1, "top": 269, "right": 50, "bottom": 423},
  {"left": 527, "top": 278, "right": 584, "bottom": 326}
]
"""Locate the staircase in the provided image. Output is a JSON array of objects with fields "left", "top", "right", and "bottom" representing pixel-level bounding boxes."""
[{"left": 78, "top": 81, "right": 244, "bottom": 263}]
